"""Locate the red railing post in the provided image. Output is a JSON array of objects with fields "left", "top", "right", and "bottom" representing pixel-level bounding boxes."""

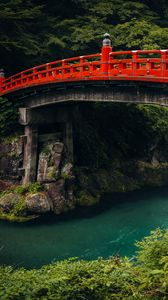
[
  {"left": 161, "top": 50, "right": 167, "bottom": 77},
  {"left": 101, "top": 33, "right": 112, "bottom": 76},
  {"left": 80, "top": 56, "right": 84, "bottom": 77},
  {"left": 0, "top": 69, "right": 5, "bottom": 83},
  {"left": 132, "top": 51, "right": 138, "bottom": 76},
  {"left": 0, "top": 69, "right": 5, "bottom": 94}
]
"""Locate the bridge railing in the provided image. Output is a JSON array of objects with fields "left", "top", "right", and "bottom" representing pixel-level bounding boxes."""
[
  {"left": 0, "top": 53, "right": 102, "bottom": 95},
  {"left": 1, "top": 49, "right": 168, "bottom": 96},
  {"left": 109, "top": 50, "right": 168, "bottom": 78}
]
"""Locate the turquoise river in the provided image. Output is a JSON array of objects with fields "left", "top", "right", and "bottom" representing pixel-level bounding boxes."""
[{"left": 0, "top": 187, "right": 168, "bottom": 269}]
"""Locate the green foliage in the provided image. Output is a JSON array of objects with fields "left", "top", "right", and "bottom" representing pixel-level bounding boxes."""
[
  {"left": 0, "top": 257, "right": 137, "bottom": 299},
  {"left": 13, "top": 185, "right": 28, "bottom": 195},
  {"left": 2, "top": 0, "right": 168, "bottom": 74},
  {"left": 1, "top": 229, "right": 168, "bottom": 299},
  {"left": 61, "top": 172, "right": 72, "bottom": 180},
  {"left": 0, "top": 209, "right": 34, "bottom": 222},
  {"left": 136, "top": 228, "right": 168, "bottom": 269},
  {"left": 0, "top": 183, "right": 44, "bottom": 221},
  {"left": 114, "top": 19, "right": 168, "bottom": 50},
  {"left": 90, "top": 0, "right": 157, "bottom": 23},
  {"left": 0, "top": 0, "right": 46, "bottom": 73},
  {"left": 135, "top": 229, "right": 168, "bottom": 298},
  {"left": 0, "top": 97, "right": 19, "bottom": 138},
  {"left": 28, "top": 182, "right": 44, "bottom": 194},
  {"left": 137, "top": 105, "right": 168, "bottom": 136},
  {"left": 11, "top": 196, "right": 26, "bottom": 216},
  {"left": 12, "top": 182, "right": 43, "bottom": 195},
  {"left": 77, "top": 191, "right": 99, "bottom": 206},
  {"left": 73, "top": 104, "right": 168, "bottom": 168}
]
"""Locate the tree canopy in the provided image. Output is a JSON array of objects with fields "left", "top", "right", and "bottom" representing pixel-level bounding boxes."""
[{"left": 1, "top": 0, "right": 168, "bottom": 74}]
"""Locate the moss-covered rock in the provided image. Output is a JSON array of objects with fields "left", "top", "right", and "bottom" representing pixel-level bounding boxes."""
[
  {"left": 0, "top": 192, "right": 23, "bottom": 214},
  {"left": 45, "top": 179, "right": 75, "bottom": 214},
  {"left": 0, "top": 183, "right": 51, "bottom": 221},
  {"left": 0, "top": 192, "right": 32, "bottom": 222},
  {"left": 77, "top": 191, "right": 99, "bottom": 206},
  {"left": 74, "top": 161, "right": 168, "bottom": 205}
]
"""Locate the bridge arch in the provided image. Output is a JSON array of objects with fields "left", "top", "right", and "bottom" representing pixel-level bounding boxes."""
[{"left": 17, "top": 80, "right": 168, "bottom": 109}]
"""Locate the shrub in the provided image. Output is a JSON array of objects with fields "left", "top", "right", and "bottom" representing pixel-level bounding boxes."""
[
  {"left": 0, "top": 97, "right": 20, "bottom": 139},
  {"left": 1, "top": 229, "right": 168, "bottom": 299}
]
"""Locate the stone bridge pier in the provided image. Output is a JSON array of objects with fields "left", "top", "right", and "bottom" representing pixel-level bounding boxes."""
[{"left": 19, "top": 105, "right": 74, "bottom": 185}]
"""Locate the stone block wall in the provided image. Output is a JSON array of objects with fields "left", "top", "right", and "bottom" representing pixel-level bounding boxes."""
[{"left": 37, "top": 142, "right": 64, "bottom": 182}]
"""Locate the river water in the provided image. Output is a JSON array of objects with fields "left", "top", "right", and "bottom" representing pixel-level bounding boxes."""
[{"left": 0, "top": 187, "right": 168, "bottom": 269}]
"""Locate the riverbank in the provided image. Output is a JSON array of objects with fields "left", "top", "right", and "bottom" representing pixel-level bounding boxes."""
[
  {"left": 1, "top": 160, "right": 168, "bottom": 222},
  {"left": 0, "top": 187, "right": 168, "bottom": 268},
  {"left": 0, "top": 228, "right": 168, "bottom": 300}
]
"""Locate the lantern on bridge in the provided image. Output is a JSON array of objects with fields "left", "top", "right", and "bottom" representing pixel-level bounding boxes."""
[
  {"left": 101, "top": 33, "right": 112, "bottom": 75},
  {"left": 0, "top": 69, "right": 5, "bottom": 84}
]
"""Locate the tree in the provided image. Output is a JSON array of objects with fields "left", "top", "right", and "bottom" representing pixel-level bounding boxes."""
[
  {"left": 114, "top": 19, "right": 168, "bottom": 50},
  {"left": 1, "top": 0, "right": 168, "bottom": 75},
  {"left": 0, "top": 0, "right": 48, "bottom": 74}
]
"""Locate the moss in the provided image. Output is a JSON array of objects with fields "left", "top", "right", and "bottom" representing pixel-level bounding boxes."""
[
  {"left": 136, "top": 161, "right": 168, "bottom": 187},
  {"left": 77, "top": 191, "right": 99, "bottom": 206},
  {"left": 13, "top": 185, "right": 29, "bottom": 195},
  {"left": 2, "top": 182, "right": 44, "bottom": 196},
  {"left": 2, "top": 134, "right": 20, "bottom": 145},
  {"left": 74, "top": 160, "right": 168, "bottom": 208},
  {"left": 61, "top": 172, "right": 72, "bottom": 180},
  {"left": 0, "top": 192, "right": 26, "bottom": 217},
  {"left": 53, "top": 201, "right": 76, "bottom": 215},
  {"left": 12, "top": 197, "right": 27, "bottom": 216},
  {"left": 0, "top": 208, "right": 37, "bottom": 222},
  {"left": 48, "top": 167, "right": 56, "bottom": 180},
  {"left": 40, "top": 144, "right": 51, "bottom": 156},
  {"left": 54, "top": 206, "right": 69, "bottom": 215},
  {"left": 28, "top": 182, "right": 44, "bottom": 194},
  {"left": 0, "top": 183, "right": 44, "bottom": 222}
]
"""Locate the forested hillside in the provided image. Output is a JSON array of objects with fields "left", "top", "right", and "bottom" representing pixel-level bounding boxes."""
[{"left": 1, "top": 0, "right": 168, "bottom": 75}]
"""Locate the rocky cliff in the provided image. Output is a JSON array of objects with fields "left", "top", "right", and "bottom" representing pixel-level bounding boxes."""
[{"left": 0, "top": 103, "right": 168, "bottom": 221}]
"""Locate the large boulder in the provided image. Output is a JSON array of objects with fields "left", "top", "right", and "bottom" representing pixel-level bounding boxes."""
[
  {"left": 0, "top": 190, "right": 52, "bottom": 218},
  {"left": 45, "top": 179, "right": 75, "bottom": 214},
  {"left": 25, "top": 192, "right": 52, "bottom": 214},
  {"left": 0, "top": 193, "right": 21, "bottom": 213}
]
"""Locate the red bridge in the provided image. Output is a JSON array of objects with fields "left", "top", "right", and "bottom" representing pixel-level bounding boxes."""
[
  {"left": 2, "top": 34, "right": 168, "bottom": 185},
  {"left": 1, "top": 33, "right": 168, "bottom": 97}
]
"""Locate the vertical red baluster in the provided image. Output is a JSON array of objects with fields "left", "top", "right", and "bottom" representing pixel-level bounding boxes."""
[
  {"left": 62, "top": 60, "right": 65, "bottom": 79},
  {"left": 146, "top": 58, "right": 151, "bottom": 76},
  {"left": 80, "top": 56, "right": 84, "bottom": 78},
  {"left": 32, "top": 67, "right": 35, "bottom": 83},
  {"left": 101, "top": 33, "right": 112, "bottom": 76},
  {"left": 45, "top": 64, "right": 49, "bottom": 81},
  {"left": 161, "top": 50, "right": 167, "bottom": 77},
  {"left": 132, "top": 51, "right": 138, "bottom": 76},
  {"left": 0, "top": 69, "right": 5, "bottom": 93}
]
